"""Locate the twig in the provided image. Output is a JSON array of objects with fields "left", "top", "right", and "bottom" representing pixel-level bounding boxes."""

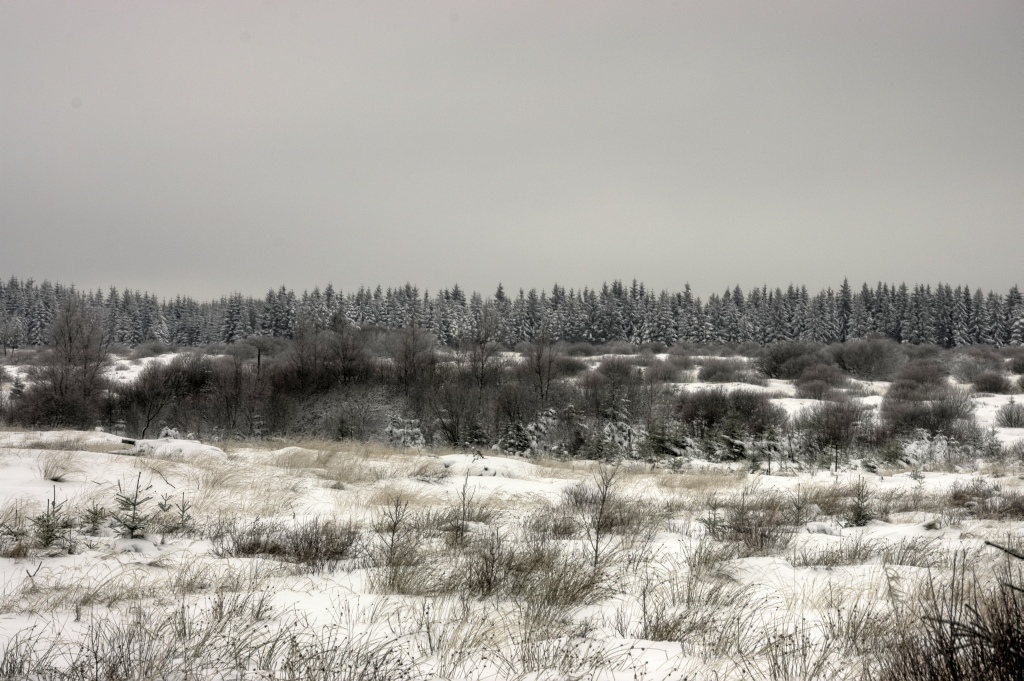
[{"left": 984, "top": 540, "right": 1024, "bottom": 561}]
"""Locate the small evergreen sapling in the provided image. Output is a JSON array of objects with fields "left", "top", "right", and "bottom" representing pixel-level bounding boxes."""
[
  {"left": 112, "top": 474, "right": 154, "bottom": 539},
  {"left": 156, "top": 492, "right": 195, "bottom": 534},
  {"left": 846, "top": 477, "right": 875, "bottom": 527},
  {"left": 31, "top": 487, "right": 71, "bottom": 548},
  {"left": 81, "top": 502, "right": 108, "bottom": 535}
]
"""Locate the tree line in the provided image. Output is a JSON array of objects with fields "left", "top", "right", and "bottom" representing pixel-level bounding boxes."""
[{"left": 1, "top": 276, "right": 1022, "bottom": 353}]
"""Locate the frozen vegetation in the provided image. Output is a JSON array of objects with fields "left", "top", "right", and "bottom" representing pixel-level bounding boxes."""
[{"left": 1, "top": 348, "right": 1023, "bottom": 680}]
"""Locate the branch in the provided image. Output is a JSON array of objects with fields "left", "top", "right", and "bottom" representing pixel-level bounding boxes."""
[{"left": 985, "top": 540, "right": 1024, "bottom": 561}]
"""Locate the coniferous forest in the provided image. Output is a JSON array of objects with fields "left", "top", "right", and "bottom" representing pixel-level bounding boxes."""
[{"left": 1, "top": 277, "right": 1022, "bottom": 350}]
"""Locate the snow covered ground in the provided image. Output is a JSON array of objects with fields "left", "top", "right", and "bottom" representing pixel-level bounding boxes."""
[
  {"left": 1, "top": 426, "right": 1022, "bottom": 679},
  {"left": 1, "top": 350, "right": 1023, "bottom": 678}
]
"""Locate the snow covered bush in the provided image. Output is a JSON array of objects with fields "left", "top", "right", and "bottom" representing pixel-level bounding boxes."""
[
  {"left": 384, "top": 417, "right": 425, "bottom": 449},
  {"left": 499, "top": 408, "right": 558, "bottom": 456},
  {"left": 498, "top": 422, "right": 532, "bottom": 456},
  {"left": 601, "top": 416, "right": 644, "bottom": 459}
]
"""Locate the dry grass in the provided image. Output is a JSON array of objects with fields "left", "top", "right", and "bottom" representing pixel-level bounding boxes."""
[
  {"left": 653, "top": 467, "right": 749, "bottom": 493},
  {"left": 14, "top": 434, "right": 127, "bottom": 454},
  {"left": 4, "top": 430, "right": 1024, "bottom": 680},
  {"left": 34, "top": 450, "right": 83, "bottom": 483}
]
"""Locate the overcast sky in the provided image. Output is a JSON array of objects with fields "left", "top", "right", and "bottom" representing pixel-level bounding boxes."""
[{"left": 1, "top": 1, "right": 1021, "bottom": 300}]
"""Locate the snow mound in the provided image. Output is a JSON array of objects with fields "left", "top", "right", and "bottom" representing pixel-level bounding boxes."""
[
  {"left": 437, "top": 454, "right": 536, "bottom": 478},
  {"left": 771, "top": 398, "right": 824, "bottom": 417},
  {"left": 133, "top": 438, "right": 227, "bottom": 461},
  {"left": 805, "top": 522, "right": 841, "bottom": 536},
  {"left": 267, "top": 446, "right": 323, "bottom": 459},
  {"left": 111, "top": 539, "right": 159, "bottom": 555}
]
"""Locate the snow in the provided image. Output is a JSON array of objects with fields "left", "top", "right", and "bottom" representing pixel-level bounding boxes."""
[
  {"left": 772, "top": 397, "right": 825, "bottom": 417},
  {"left": 111, "top": 538, "right": 159, "bottom": 555},
  {"left": 103, "top": 353, "right": 178, "bottom": 384},
  {"left": 0, "top": 431, "right": 1020, "bottom": 679},
  {"left": 2, "top": 355, "right": 1024, "bottom": 678},
  {"left": 131, "top": 438, "right": 228, "bottom": 461}
]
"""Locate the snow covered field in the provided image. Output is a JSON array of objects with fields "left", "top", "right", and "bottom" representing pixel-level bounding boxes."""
[
  {"left": 0, "top": 424, "right": 1022, "bottom": 679},
  {"left": 1, "top": 348, "right": 1023, "bottom": 679}
]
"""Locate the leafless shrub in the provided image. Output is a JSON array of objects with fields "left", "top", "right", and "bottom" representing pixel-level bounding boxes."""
[
  {"left": 875, "top": 549, "right": 1024, "bottom": 681},
  {"left": 698, "top": 358, "right": 748, "bottom": 383},
  {"left": 949, "top": 347, "right": 1005, "bottom": 383},
  {"left": 632, "top": 555, "right": 751, "bottom": 650},
  {"left": 365, "top": 495, "right": 439, "bottom": 594},
  {"left": 646, "top": 358, "right": 683, "bottom": 383},
  {"left": 737, "top": 623, "right": 851, "bottom": 681},
  {"left": 879, "top": 536, "right": 947, "bottom": 568},
  {"left": 561, "top": 465, "right": 662, "bottom": 568},
  {"left": 702, "top": 483, "right": 797, "bottom": 556},
  {"left": 211, "top": 516, "right": 360, "bottom": 573},
  {"left": 758, "top": 342, "right": 833, "bottom": 379},
  {"left": 789, "top": 534, "right": 878, "bottom": 567},
  {"left": 974, "top": 372, "right": 1013, "bottom": 394},
  {"left": 995, "top": 399, "right": 1024, "bottom": 428},
  {"left": 831, "top": 338, "right": 907, "bottom": 381}
]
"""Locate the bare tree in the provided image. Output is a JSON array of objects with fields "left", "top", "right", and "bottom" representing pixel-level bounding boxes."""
[
  {"left": 17, "top": 296, "right": 109, "bottom": 426},
  {"left": 383, "top": 326, "right": 436, "bottom": 397},
  {"left": 120, "top": 363, "right": 175, "bottom": 438},
  {"left": 465, "top": 303, "right": 504, "bottom": 394},
  {"left": 523, "top": 331, "right": 558, "bottom": 405}
]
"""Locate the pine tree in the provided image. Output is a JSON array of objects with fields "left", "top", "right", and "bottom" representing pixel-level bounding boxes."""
[
  {"left": 26, "top": 294, "right": 47, "bottom": 346},
  {"left": 838, "top": 277, "right": 853, "bottom": 341},
  {"left": 951, "top": 286, "right": 971, "bottom": 347}
]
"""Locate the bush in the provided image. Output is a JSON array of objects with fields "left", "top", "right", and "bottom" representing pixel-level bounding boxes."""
[
  {"left": 561, "top": 342, "right": 600, "bottom": 357},
  {"left": 794, "top": 363, "right": 848, "bottom": 399},
  {"left": 129, "top": 342, "right": 176, "bottom": 360},
  {"left": 757, "top": 342, "right": 832, "bottom": 379},
  {"left": 665, "top": 353, "right": 696, "bottom": 371},
  {"left": 996, "top": 399, "right": 1024, "bottom": 428},
  {"left": 596, "top": 357, "right": 641, "bottom": 384},
  {"left": 887, "top": 360, "right": 950, "bottom": 401},
  {"left": 697, "top": 359, "right": 746, "bottom": 383},
  {"left": 645, "top": 359, "right": 682, "bottom": 383},
  {"left": 795, "top": 380, "right": 836, "bottom": 400},
  {"left": 1009, "top": 356, "right": 1024, "bottom": 375},
  {"left": 903, "top": 343, "right": 944, "bottom": 360},
  {"left": 792, "top": 399, "right": 871, "bottom": 456},
  {"left": 797, "top": 363, "right": 848, "bottom": 387},
  {"left": 627, "top": 352, "right": 658, "bottom": 367},
  {"left": 676, "top": 388, "right": 787, "bottom": 440},
  {"left": 213, "top": 516, "right": 360, "bottom": 573},
  {"left": 551, "top": 355, "right": 588, "bottom": 378},
  {"left": 974, "top": 372, "right": 1012, "bottom": 394},
  {"left": 603, "top": 341, "right": 638, "bottom": 355},
  {"left": 949, "top": 346, "right": 1005, "bottom": 383},
  {"left": 882, "top": 386, "right": 976, "bottom": 439},
  {"left": 830, "top": 338, "right": 906, "bottom": 380}
]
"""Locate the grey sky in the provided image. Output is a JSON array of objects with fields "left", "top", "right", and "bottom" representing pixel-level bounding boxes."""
[{"left": 1, "top": 1, "right": 1021, "bottom": 300}]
